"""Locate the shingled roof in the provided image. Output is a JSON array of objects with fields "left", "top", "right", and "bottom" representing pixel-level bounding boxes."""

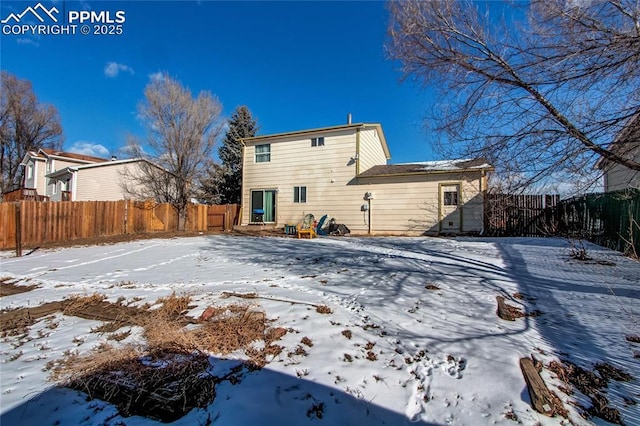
[
  {"left": 40, "top": 148, "right": 109, "bottom": 163},
  {"left": 357, "top": 158, "right": 493, "bottom": 178}
]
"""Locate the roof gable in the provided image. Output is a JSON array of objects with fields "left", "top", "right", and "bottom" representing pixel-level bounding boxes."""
[{"left": 242, "top": 122, "right": 391, "bottom": 160}]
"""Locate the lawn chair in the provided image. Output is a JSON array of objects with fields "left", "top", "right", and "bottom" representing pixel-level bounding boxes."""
[
  {"left": 316, "top": 214, "right": 329, "bottom": 236},
  {"left": 297, "top": 214, "right": 316, "bottom": 239}
]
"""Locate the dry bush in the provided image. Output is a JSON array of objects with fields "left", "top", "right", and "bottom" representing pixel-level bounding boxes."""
[
  {"left": 49, "top": 300, "right": 289, "bottom": 421},
  {"left": 64, "top": 293, "right": 107, "bottom": 311},
  {"left": 155, "top": 293, "right": 192, "bottom": 319},
  {"left": 49, "top": 342, "right": 143, "bottom": 383},
  {"left": 316, "top": 305, "right": 332, "bottom": 314},
  {"left": 60, "top": 347, "right": 215, "bottom": 422}
]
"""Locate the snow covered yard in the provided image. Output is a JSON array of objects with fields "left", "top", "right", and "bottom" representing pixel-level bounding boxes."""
[{"left": 0, "top": 235, "right": 638, "bottom": 426}]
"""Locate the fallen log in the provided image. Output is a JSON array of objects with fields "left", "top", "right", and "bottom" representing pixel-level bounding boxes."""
[{"left": 520, "top": 357, "right": 555, "bottom": 417}]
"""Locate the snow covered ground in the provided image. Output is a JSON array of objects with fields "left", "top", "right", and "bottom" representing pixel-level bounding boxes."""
[{"left": 0, "top": 235, "right": 638, "bottom": 425}]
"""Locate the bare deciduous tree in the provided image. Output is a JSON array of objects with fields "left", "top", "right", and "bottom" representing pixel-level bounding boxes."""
[
  {"left": 388, "top": 0, "right": 640, "bottom": 192},
  {"left": 124, "top": 74, "right": 223, "bottom": 229},
  {"left": 0, "top": 71, "right": 63, "bottom": 193}
]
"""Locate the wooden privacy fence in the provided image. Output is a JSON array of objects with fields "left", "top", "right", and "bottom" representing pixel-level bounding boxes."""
[
  {"left": 0, "top": 201, "right": 240, "bottom": 250},
  {"left": 484, "top": 193, "right": 560, "bottom": 236}
]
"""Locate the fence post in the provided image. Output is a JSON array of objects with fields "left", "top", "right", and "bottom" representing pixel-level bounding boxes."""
[{"left": 15, "top": 202, "right": 22, "bottom": 257}]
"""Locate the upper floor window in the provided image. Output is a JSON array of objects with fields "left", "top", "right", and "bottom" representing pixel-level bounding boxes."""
[
  {"left": 294, "top": 186, "right": 307, "bottom": 203},
  {"left": 255, "top": 144, "right": 271, "bottom": 163},
  {"left": 311, "top": 137, "right": 324, "bottom": 147},
  {"left": 46, "top": 161, "right": 52, "bottom": 172},
  {"left": 27, "top": 164, "right": 33, "bottom": 179}
]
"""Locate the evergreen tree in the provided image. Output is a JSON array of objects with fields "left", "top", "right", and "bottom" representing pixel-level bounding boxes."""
[{"left": 202, "top": 106, "right": 258, "bottom": 204}]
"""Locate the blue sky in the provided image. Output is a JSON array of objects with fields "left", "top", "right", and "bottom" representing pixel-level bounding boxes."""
[{"left": 1, "top": 0, "right": 436, "bottom": 163}]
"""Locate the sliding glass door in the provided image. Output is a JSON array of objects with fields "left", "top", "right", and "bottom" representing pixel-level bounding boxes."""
[{"left": 250, "top": 190, "right": 276, "bottom": 223}]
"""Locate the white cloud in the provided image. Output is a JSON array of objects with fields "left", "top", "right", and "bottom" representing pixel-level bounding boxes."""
[
  {"left": 69, "top": 141, "right": 110, "bottom": 158},
  {"left": 104, "top": 62, "right": 134, "bottom": 78},
  {"left": 118, "top": 142, "right": 147, "bottom": 159},
  {"left": 16, "top": 38, "right": 39, "bottom": 47},
  {"left": 148, "top": 72, "right": 165, "bottom": 82}
]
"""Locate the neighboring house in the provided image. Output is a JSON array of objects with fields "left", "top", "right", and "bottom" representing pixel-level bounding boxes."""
[
  {"left": 19, "top": 148, "right": 156, "bottom": 202},
  {"left": 597, "top": 115, "right": 640, "bottom": 192},
  {"left": 20, "top": 149, "right": 110, "bottom": 201},
  {"left": 240, "top": 122, "right": 493, "bottom": 235}
]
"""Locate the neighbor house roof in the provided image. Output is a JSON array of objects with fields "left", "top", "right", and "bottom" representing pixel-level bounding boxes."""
[
  {"left": 21, "top": 148, "right": 110, "bottom": 166},
  {"left": 358, "top": 158, "right": 493, "bottom": 178},
  {"left": 596, "top": 114, "right": 640, "bottom": 170},
  {"left": 40, "top": 148, "right": 109, "bottom": 163},
  {"left": 45, "top": 158, "right": 157, "bottom": 179},
  {"left": 241, "top": 122, "right": 391, "bottom": 160}
]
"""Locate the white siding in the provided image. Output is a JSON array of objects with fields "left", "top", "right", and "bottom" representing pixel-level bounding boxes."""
[{"left": 45, "top": 158, "right": 89, "bottom": 198}]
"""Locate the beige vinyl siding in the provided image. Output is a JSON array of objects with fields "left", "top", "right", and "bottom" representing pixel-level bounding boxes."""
[
  {"left": 241, "top": 125, "right": 487, "bottom": 234},
  {"left": 75, "top": 163, "right": 146, "bottom": 201},
  {"left": 242, "top": 129, "right": 359, "bottom": 226},
  {"left": 358, "top": 127, "right": 388, "bottom": 173},
  {"left": 34, "top": 159, "right": 47, "bottom": 195},
  {"left": 357, "top": 172, "right": 484, "bottom": 234}
]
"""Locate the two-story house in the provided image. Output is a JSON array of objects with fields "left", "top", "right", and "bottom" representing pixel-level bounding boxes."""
[
  {"left": 240, "top": 121, "right": 493, "bottom": 235},
  {"left": 19, "top": 148, "right": 158, "bottom": 202}
]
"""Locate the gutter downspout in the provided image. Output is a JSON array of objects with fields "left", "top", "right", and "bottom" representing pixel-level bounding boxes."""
[
  {"left": 239, "top": 141, "right": 246, "bottom": 226},
  {"left": 355, "top": 128, "right": 361, "bottom": 176},
  {"left": 368, "top": 198, "right": 372, "bottom": 235}
]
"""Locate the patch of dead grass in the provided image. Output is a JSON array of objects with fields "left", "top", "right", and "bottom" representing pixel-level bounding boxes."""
[{"left": 549, "top": 360, "right": 632, "bottom": 424}]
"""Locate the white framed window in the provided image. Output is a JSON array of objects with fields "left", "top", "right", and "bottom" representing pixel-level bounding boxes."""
[
  {"left": 311, "top": 137, "right": 324, "bottom": 147},
  {"left": 255, "top": 144, "right": 271, "bottom": 163},
  {"left": 27, "top": 164, "right": 33, "bottom": 179},
  {"left": 294, "top": 186, "right": 307, "bottom": 203},
  {"left": 443, "top": 186, "right": 459, "bottom": 206},
  {"left": 51, "top": 181, "right": 57, "bottom": 195}
]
